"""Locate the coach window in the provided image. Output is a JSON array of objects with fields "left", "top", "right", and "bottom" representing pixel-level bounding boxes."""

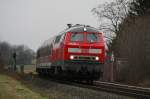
[
  {"left": 45, "top": 46, "right": 49, "bottom": 55},
  {"left": 37, "top": 50, "right": 40, "bottom": 58},
  {"left": 55, "top": 35, "right": 61, "bottom": 44},
  {"left": 48, "top": 45, "right": 52, "bottom": 55}
]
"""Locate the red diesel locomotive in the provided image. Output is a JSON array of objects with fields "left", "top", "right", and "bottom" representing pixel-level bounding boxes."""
[{"left": 36, "top": 24, "right": 106, "bottom": 81}]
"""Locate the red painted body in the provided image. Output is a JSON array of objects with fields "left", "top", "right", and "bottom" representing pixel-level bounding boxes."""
[{"left": 63, "top": 32, "right": 105, "bottom": 62}]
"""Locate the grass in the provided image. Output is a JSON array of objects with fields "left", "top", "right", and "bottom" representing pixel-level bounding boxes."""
[
  {"left": 0, "top": 74, "right": 48, "bottom": 99},
  {"left": 16, "top": 64, "right": 36, "bottom": 74}
]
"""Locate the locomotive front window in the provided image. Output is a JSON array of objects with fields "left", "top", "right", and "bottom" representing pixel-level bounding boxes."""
[
  {"left": 71, "top": 33, "right": 84, "bottom": 42},
  {"left": 87, "top": 33, "right": 99, "bottom": 42}
]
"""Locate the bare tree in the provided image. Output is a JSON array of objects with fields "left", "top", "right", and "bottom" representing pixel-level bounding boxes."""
[
  {"left": 0, "top": 42, "right": 12, "bottom": 65},
  {"left": 15, "top": 45, "right": 35, "bottom": 65},
  {"left": 0, "top": 41, "right": 35, "bottom": 71},
  {"left": 92, "top": 0, "right": 129, "bottom": 39}
]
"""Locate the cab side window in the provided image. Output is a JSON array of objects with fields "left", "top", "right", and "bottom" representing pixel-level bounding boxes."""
[{"left": 55, "top": 35, "right": 61, "bottom": 44}]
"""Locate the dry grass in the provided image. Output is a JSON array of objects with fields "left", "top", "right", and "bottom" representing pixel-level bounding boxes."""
[{"left": 0, "top": 74, "right": 48, "bottom": 99}]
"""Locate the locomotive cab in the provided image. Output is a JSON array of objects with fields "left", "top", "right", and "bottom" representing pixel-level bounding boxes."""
[
  {"left": 65, "top": 31, "right": 105, "bottom": 62},
  {"left": 61, "top": 26, "right": 105, "bottom": 80}
]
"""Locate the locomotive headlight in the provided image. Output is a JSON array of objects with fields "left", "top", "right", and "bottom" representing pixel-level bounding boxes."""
[
  {"left": 68, "top": 48, "right": 81, "bottom": 53},
  {"left": 95, "top": 57, "right": 99, "bottom": 60},
  {"left": 89, "top": 49, "right": 102, "bottom": 54},
  {"left": 70, "top": 55, "right": 74, "bottom": 60}
]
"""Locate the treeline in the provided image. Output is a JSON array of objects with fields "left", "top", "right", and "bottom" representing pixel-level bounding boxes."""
[
  {"left": 0, "top": 41, "right": 35, "bottom": 68},
  {"left": 115, "top": 0, "right": 150, "bottom": 83},
  {"left": 116, "top": 15, "right": 150, "bottom": 83},
  {"left": 93, "top": 0, "right": 150, "bottom": 84}
]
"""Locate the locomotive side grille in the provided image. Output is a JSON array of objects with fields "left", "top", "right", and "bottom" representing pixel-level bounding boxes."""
[{"left": 74, "top": 56, "right": 95, "bottom": 61}]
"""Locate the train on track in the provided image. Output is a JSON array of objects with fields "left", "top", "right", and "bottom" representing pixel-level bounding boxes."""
[{"left": 36, "top": 24, "right": 106, "bottom": 82}]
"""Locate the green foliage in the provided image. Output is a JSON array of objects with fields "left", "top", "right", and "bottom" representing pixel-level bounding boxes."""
[{"left": 129, "top": 0, "right": 150, "bottom": 16}]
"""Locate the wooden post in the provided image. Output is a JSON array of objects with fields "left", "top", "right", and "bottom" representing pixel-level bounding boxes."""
[{"left": 13, "top": 52, "right": 17, "bottom": 71}]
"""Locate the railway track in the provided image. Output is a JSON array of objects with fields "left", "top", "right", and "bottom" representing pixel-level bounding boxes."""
[
  {"left": 31, "top": 74, "right": 150, "bottom": 99},
  {"left": 59, "top": 80, "right": 150, "bottom": 98},
  {"left": 94, "top": 81, "right": 150, "bottom": 99}
]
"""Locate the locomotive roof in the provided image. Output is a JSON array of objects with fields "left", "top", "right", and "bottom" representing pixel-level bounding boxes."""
[
  {"left": 65, "top": 25, "right": 100, "bottom": 33},
  {"left": 37, "top": 25, "right": 101, "bottom": 51}
]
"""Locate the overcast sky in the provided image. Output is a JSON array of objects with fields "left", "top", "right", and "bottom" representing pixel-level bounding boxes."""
[{"left": 0, "top": 0, "right": 113, "bottom": 51}]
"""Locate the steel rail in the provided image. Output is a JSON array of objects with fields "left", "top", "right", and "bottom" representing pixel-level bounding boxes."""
[{"left": 94, "top": 81, "right": 150, "bottom": 99}]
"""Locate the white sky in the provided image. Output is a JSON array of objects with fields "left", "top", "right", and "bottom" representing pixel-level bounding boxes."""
[{"left": 0, "top": 0, "right": 113, "bottom": 51}]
